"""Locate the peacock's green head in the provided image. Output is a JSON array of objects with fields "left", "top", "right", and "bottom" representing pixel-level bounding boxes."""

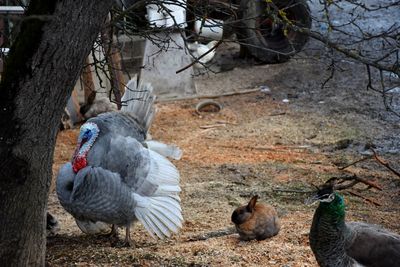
[
  {"left": 306, "top": 180, "right": 346, "bottom": 219},
  {"left": 306, "top": 184, "right": 335, "bottom": 204},
  {"left": 305, "top": 177, "right": 347, "bottom": 205}
]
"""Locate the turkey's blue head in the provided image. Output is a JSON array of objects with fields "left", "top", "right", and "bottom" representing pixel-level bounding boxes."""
[{"left": 72, "top": 122, "right": 100, "bottom": 173}]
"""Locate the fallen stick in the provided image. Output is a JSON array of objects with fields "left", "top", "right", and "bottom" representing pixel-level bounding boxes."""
[
  {"left": 215, "top": 120, "right": 238, "bottom": 125},
  {"left": 272, "top": 187, "right": 314, "bottom": 194},
  {"left": 330, "top": 174, "right": 383, "bottom": 191},
  {"left": 268, "top": 112, "right": 286, "bottom": 116},
  {"left": 338, "top": 156, "right": 372, "bottom": 170},
  {"left": 199, "top": 124, "right": 226, "bottom": 129},
  {"left": 337, "top": 148, "right": 400, "bottom": 179},
  {"left": 157, "top": 88, "right": 261, "bottom": 102},
  {"left": 348, "top": 190, "right": 381, "bottom": 206},
  {"left": 371, "top": 148, "right": 400, "bottom": 178},
  {"left": 216, "top": 144, "right": 311, "bottom": 151},
  {"left": 185, "top": 227, "right": 236, "bottom": 242}
]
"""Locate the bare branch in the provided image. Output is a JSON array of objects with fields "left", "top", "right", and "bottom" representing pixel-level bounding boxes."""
[
  {"left": 176, "top": 40, "right": 223, "bottom": 74},
  {"left": 348, "top": 190, "right": 381, "bottom": 206},
  {"left": 185, "top": 227, "right": 236, "bottom": 242},
  {"left": 370, "top": 148, "right": 400, "bottom": 178},
  {"left": 325, "top": 175, "right": 383, "bottom": 191},
  {"left": 337, "top": 156, "right": 372, "bottom": 170}
]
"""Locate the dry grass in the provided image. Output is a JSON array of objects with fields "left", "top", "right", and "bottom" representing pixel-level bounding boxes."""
[{"left": 47, "top": 90, "right": 400, "bottom": 266}]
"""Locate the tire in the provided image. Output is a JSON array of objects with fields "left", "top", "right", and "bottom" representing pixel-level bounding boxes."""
[{"left": 237, "top": 0, "right": 312, "bottom": 63}]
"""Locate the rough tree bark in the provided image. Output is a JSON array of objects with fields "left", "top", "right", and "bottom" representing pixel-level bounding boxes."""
[{"left": 0, "top": 0, "right": 114, "bottom": 266}]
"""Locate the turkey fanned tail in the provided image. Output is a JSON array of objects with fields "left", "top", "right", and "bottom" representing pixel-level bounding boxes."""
[
  {"left": 120, "top": 76, "right": 156, "bottom": 132},
  {"left": 134, "top": 193, "right": 183, "bottom": 239},
  {"left": 145, "top": 140, "right": 183, "bottom": 160},
  {"left": 133, "top": 150, "right": 183, "bottom": 241},
  {"left": 132, "top": 149, "right": 183, "bottom": 239}
]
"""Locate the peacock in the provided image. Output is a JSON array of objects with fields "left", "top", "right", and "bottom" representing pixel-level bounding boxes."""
[
  {"left": 56, "top": 76, "right": 183, "bottom": 246},
  {"left": 307, "top": 179, "right": 400, "bottom": 267}
]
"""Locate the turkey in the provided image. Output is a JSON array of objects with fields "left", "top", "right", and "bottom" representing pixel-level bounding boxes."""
[
  {"left": 56, "top": 76, "right": 183, "bottom": 246},
  {"left": 307, "top": 180, "right": 400, "bottom": 267}
]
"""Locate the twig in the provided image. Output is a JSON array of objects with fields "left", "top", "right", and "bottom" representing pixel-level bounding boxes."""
[
  {"left": 215, "top": 120, "right": 238, "bottom": 125},
  {"left": 337, "top": 149, "right": 400, "bottom": 179},
  {"left": 268, "top": 112, "right": 286, "bottom": 116},
  {"left": 185, "top": 227, "right": 236, "bottom": 242},
  {"left": 199, "top": 124, "right": 226, "bottom": 129},
  {"left": 176, "top": 40, "right": 223, "bottom": 74},
  {"left": 348, "top": 190, "right": 381, "bottom": 206},
  {"left": 272, "top": 187, "right": 314, "bottom": 194},
  {"left": 215, "top": 144, "right": 311, "bottom": 151},
  {"left": 328, "top": 175, "right": 383, "bottom": 191},
  {"left": 320, "top": 57, "right": 335, "bottom": 89},
  {"left": 252, "top": 145, "right": 311, "bottom": 151},
  {"left": 371, "top": 148, "right": 400, "bottom": 178},
  {"left": 337, "top": 156, "right": 372, "bottom": 170},
  {"left": 156, "top": 88, "right": 261, "bottom": 102}
]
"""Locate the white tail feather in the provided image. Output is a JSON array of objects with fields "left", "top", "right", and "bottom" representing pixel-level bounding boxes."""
[
  {"left": 150, "top": 208, "right": 180, "bottom": 233},
  {"left": 134, "top": 193, "right": 183, "bottom": 239},
  {"left": 121, "top": 76, "right": 156, "bottom": 131},
  {"left": 151, "top": 197, "right": 183, "bottom": 221},
  {"left": 146, "top": 150, "right": 181, "bottom": 196},
  {"left": 137, "top": 212, "right": 158, "bottom": 239},
  {"left": 145, "top": 140, "right": 183, "bottom": 160},
  {"left": 147, "top": 212, "right": 171, "bottom": 237}
]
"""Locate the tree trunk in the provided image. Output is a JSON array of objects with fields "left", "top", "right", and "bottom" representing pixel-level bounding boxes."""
[{"left": 0, "top": 0, "right": 114, "bottom": 266}]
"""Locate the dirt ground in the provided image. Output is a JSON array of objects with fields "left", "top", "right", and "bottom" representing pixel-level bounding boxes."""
[{"left": 47, "top": 42, "right": 400, "bottom": 266}]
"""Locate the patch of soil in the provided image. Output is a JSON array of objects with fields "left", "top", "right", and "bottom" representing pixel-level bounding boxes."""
[{"left": 47, "top": 55, "right": 400, "bottom": 266}]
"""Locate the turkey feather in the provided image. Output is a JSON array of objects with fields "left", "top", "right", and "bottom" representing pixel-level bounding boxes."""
[
  {"left": 133, "top": 193, "right": 182, "bottom": 239},
  {"left": 145, "top": 140, "right": 182, "bottom": 160},
  {"left": 121, "top": 76, "right": 156, "bottom": 132}
]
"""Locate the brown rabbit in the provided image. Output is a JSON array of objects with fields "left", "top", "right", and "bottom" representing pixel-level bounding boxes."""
[{"left": 231, "top": 195, "right": 280, "bottom": 241}]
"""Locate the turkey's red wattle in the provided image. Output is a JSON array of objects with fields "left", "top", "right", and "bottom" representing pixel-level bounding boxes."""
[{"left": 73, "top": 156, "right": 87, "bottom": 173}]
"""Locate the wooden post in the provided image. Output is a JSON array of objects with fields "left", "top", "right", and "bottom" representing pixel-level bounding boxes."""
[
  {"left": 81, "top": 57, "right": 95, "bottom": 104},
  {"left": 101, "top": 16, "right": 126, "bottom": 109},
  {"left": 110, "top": 49, "right": 126, "bottom": 97}
]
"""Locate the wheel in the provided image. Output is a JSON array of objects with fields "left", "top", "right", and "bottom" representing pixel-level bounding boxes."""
[{"left": 237, "top": 0, "right": 311, "bottom": 63}]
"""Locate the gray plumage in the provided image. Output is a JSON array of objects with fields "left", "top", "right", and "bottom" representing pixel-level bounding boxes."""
[
  {"left": 57, "top": 77, "right": 183, "bottom": 245},
  {"left": 309, "top": 191, "right": 400, "bottom": 267}
]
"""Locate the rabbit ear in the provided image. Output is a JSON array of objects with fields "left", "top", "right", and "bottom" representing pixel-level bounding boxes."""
[{"left": 247, "top": 195, "right": 259, "bottom": 212}]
